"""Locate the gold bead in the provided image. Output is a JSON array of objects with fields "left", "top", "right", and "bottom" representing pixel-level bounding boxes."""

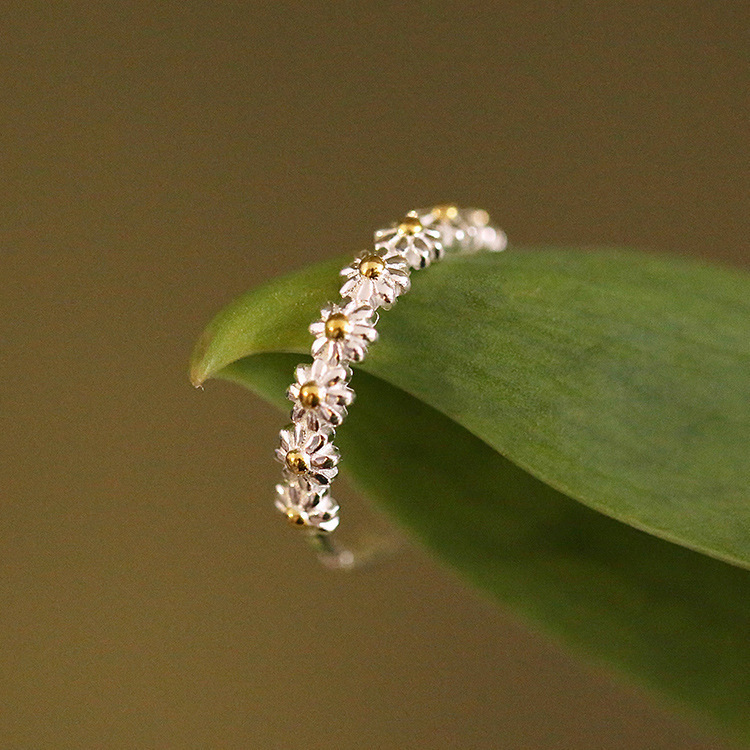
[
  {"left": 397, "top": 213, "right": 423, "bottom": 236},
  {"left": 286, "top": 508, "right": 307, "bottom": 527},
  {"left": 358, "top": 254, "right": 386, "bottom": 279},
  {"left": 298, "top": 382, "right": 321, "bottom": 408},
  {"left": 432, "top": 204, "right": 459, "bottom": 222},
  {"left": 285, "top": 449, "right": 308, "bottom": 474},
  {"left": 324, "top": 312, "right": 351, "bottom": 340}
]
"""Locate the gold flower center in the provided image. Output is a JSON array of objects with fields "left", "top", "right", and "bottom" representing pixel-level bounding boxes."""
[
  {"left": 324, "top": 312, "right": 351, "bottom": 340},
  {"left": 285, "top": 449, "right": 308, "bottom": 474},
  {"left": 358, "top": 254, "right": 386, "bottom": 279},
  {"left": 299, "top": 382, "right": 321, "bottom": 408},
  {"left": 432, "top": 204, "right": 459, "bottom": 222},
  {"left": 397, "top": 214, "right": 423, "bottom": 236},
  {"left": 286, "top": 508, "right": 307, "bottom": 527}
]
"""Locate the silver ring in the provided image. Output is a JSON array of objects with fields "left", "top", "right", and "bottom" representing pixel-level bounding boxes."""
[{"left": 274, "top": 205, "right": 507, "bottom": 568}]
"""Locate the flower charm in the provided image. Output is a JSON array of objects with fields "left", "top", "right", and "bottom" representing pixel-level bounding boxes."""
[
  {"left": 374, "top": 211, "right": 444, "bottom": 269},
  {"left": 418, "top": 204, "right": 475, "bottom": 252},
  {"left": 339, "top": 247, "right": 411, "bottom": 309},
  {"left": 287, "top": 359, "right": 354, "bottom": 432},
  {"left": 274, "top": 481, "right": 340, "bottom": 533},
  {"left": 418, "top": 204, "right": 508, "bottom": 254},
  {"left": 276, "top": 423, "right": 339, "bottom": 489},
  {"left": 309, "top": 299, "right": 378, "bottom": 364}
]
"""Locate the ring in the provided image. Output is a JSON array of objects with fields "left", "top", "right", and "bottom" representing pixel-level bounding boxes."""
[{"left": 274, "top": 205, "right": 507, "bottom": 568}]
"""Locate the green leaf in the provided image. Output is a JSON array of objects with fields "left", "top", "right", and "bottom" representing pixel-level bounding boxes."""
[
  {"left": 192, "top": 249, "right": 750, "bottom": 568},
  {"left": 191, "top": 249, "right": 750, "bottom": 739}
]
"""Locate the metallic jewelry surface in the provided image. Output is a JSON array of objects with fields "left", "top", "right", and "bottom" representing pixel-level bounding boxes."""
[{"left": 274, "top": 205, "right": 507, "bottom": 568}]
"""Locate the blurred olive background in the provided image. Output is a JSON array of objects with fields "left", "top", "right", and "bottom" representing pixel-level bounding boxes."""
[{"left": 2, "top": 2, "right": 747, "bottom": 748}]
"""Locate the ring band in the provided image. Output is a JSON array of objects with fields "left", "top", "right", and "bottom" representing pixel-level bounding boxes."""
[{"left": 274, "top": 205, "right": 507, "bottom": 567}]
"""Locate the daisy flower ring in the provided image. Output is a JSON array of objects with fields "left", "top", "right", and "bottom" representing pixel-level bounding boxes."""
[{"left": 269, "top": 205, "right": 506, "bottom": 568}]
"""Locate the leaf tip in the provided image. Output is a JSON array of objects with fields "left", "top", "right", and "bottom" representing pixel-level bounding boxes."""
[
  {"left": 189, "top": 327, "right": 215, "bottom": 388},
  {"left": 189, "top": 370, "right": 206, "bottom": 389}
]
